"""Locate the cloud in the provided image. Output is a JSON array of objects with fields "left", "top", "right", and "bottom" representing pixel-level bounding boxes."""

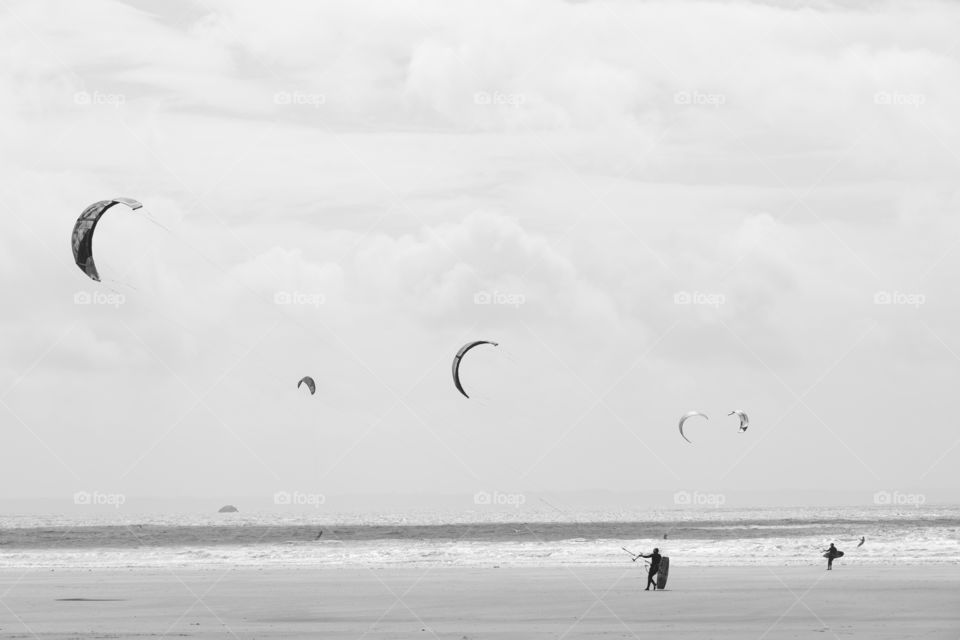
[{"left": 2, "top": 0, "right": 960, "bottom": 498}]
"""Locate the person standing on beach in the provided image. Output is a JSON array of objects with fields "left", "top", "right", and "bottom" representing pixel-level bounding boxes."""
[
  {"left": 635, "top": 548, "right": 662, "bottom": 590},
  {"left": 823, "top": 543, "right": 840, "bottom": 570}
]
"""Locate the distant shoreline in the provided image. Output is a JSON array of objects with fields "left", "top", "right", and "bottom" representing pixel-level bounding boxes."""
[
  {"left": 2, "top": 508, "right": 956, "bottom": 568},
  {"left": 2, "top": 512, "right": 958, "bottom": 545}
]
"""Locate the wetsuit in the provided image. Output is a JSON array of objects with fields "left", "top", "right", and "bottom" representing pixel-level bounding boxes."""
[
  {"left": 639, "top": 551, "right": 662, "bottom": 590},
  {"left": 825, "top": 545, "right": 838, "bottom": 570}
]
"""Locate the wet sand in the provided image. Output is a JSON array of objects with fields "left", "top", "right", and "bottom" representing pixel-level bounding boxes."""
[{"left": 0, "top": 565, "right": 957, "bottom": 638}]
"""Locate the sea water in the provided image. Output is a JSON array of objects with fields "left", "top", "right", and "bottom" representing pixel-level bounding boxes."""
[{"left": 0, "top": 506, "right": 957, "bottom": 568}]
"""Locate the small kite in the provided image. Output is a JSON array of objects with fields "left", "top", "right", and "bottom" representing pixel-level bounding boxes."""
[
  {"left": 728, "top": 409, "right": 749, "bottom": 432},
  {"left": 678, "top": 411, "right": 709, "bottom": 443},
  {"left": 297, "top": 376, "right": 316, "bottom": 395},
  {"left": 452, "top": 340, "right": 498, "bottom": 398}
]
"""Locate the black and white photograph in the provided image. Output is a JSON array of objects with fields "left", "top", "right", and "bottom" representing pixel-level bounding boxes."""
[{"left": 2, "top": 1, "right": 959, "bottom": 637}]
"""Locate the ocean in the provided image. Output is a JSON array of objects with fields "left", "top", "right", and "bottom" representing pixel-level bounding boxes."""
[{"left": 1, "top": 506, "right": 957, "bottom": 569}]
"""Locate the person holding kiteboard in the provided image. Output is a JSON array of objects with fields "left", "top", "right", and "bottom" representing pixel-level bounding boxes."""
[
  {"left": 822, "top": 542, "right": 843, "bottom": 570},
  {"left": 635, "top": 548, "right": 662, "bottom": 590}
]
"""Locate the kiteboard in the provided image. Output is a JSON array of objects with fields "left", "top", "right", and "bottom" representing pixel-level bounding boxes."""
[
  {"left": 822, "top": 551, "right": 844, "bottom": 559},
  {"left": 656, "top": 557, "right": 670, "bottom": 589}
]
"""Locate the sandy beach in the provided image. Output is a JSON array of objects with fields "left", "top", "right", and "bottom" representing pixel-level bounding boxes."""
[{"left": 1, "top": 565, "right": 956, "bottom": 639}]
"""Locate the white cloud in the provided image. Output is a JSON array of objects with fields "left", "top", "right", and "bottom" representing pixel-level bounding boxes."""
[{"left": 2, "top": 0, "right": 960, "bottom": 499}]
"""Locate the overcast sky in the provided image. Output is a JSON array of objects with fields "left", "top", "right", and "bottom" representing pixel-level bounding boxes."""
[{"left": 1, "top": 0, "right": 959, "bottom": 509}]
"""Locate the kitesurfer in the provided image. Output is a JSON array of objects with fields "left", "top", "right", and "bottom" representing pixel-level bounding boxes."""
[
  {"left": 823, "top": 543, "right": 841, "bottom": 570},
  {"left": 635, "top": 548, "right": 662, "bottom": 590},
  {"left": 857, "top": 536, "right": 865, "bottom": 548}
]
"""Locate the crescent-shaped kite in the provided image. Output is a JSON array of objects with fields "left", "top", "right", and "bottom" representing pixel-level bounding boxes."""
[
  {"left": 728, "top": 410, "right": 749, "bottom": 432},
  {"left": 297, "top": 376, "right": 316, "bottom": 395},
  {"left": 71, "top": 197, "right": 143, "bottom": 282},
  {"left": 452, "top": 340, "right": 498, "bottom": 398},
  {"left": 678, "top": 411, "right": 709, "bottom": 443}
]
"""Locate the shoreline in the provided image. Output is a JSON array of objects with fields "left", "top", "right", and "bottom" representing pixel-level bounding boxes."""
[{"left": 3, "top": 540, "right": 956, "bottom": 569}]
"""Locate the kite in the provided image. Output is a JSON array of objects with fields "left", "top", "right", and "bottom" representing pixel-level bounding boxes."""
[
  {"left": 452, "top": 340, "right": 498, "bottom": 398},
  {"left": 728, "top": 410, "right": 749, "bottom": 432},
  {"left": 678, "top": 411, "right": 709, "bottom": 443},
  {"left": 71, "top": 197, "right": 143, "bottom": 282},
  {"left": 298, "top": 376, "right": 316, "bottom": 395}
]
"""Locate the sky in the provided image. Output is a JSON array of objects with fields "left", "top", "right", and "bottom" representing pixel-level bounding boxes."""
[{"left": 1, "top": 0, "right": 959, "bottom": 512}]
